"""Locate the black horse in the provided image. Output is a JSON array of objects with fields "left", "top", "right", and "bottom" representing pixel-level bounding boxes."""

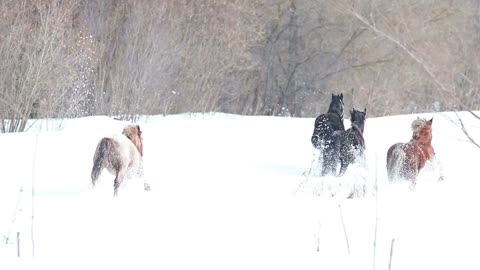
[
  {"left": 311, "top": 93, "right": 345, "bottom": 176},
  {"left": 338, "top": 108, "right": 367, "bottom": 176}
]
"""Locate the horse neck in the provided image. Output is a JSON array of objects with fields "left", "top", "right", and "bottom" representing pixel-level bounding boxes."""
[
  {"left": 411, "top": 135, "right": 432, "bottom": 146},
  {"left": 129, "top": 136, "right": 143, "bottom": 156},
  {"left": 137, "top": 144, "right": 143, "bottom": 156},
  {"left": 327, "top": 107, "right": 343, "bottom": 120},
  {"left": 136, "top": 141, "right": 143, "bottom": 156},
  {"left": 351, "top": 122, "right": 364, "bottom": 134},
  {"left": 409, "top": 138, "right": 433, "bottom": 155},
  {"left": 349, "top": 123, "right": 365, "bottom": 146}
]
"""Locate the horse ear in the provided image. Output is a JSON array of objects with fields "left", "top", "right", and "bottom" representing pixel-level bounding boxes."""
[
  {"left": 364, "top": 108, "right": 367, "bottom": 114},
  {"left": 332, "top": 93, "right": 334, "bottom": 99},
  {"left": 340, "top": 93, "right": 343, "bottom": 99},
  {"left": 137, "top": 124, "right": 142, "bottom": 135},
  {"left": 429, "top": 118, "right": 433, "bottom": 125}
]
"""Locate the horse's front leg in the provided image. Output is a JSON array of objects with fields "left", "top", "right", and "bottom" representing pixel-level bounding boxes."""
[
  {"left": 136, "top": 160, "right": 151, "bottom": 191},
  {"left": 409, "top": 166, "right": 419, "bottom": 189},
  {"left": 431, "top": 154, "right": 444, "bottom": 182}
]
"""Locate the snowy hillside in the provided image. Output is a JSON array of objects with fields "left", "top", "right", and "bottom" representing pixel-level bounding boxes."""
[{"left": 1, "top": 111, "right": 479, "bottom": 270}]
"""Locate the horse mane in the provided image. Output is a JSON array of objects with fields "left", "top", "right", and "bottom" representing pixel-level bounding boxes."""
[
  {"left": 327, "top": 93, "right": 344, "bottom": 120},
  {"left": 122, "top": 124, "right": 144, "bottom": 156},
  {"left": 411, "top": 118, "right": 432, "bottom": 140}
]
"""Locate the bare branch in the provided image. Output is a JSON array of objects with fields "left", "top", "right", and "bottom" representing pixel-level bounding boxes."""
[
  {"left": 469, "top": 111, "right": 480, "bottom": 121},
  {"left": 455, "top": 111, "right": 480, "bottom": 149}
]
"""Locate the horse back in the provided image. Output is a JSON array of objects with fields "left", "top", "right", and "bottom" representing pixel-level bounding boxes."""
[
  {"left": 386, "top": 141, "right": 428, "bottom": 181},
  {"left": 345, "top": 126, "right": 365, "bottom": 150},
  {"left": 112, "top": 134, "right": 142, "bottom": 163},
  {"left": 312, "top": 113, "right": 345, "bottom": 146},
  {"left": 387, "top": 142, "right": 409, "bottom": 163}
]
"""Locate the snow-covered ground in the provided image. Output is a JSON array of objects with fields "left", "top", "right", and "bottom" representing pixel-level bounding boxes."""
[{"left": 0, "top": 111, "right": 479, "bottom": 270}]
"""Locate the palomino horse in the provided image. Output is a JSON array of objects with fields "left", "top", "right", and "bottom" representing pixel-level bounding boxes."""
[
  {"left": 338, "top": 108, "right": 367, "bottom": 176},
  {"left": 386, "top": 117, "right": 435, "bottom": 185},
  {"left": 311, "top": 93, "right": 345, "bottom": 176},
  {"left": 91, "top": 124, "right": 151, "bottom": 196}
]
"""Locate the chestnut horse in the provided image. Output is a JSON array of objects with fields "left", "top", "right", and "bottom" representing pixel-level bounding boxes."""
[
  {"left": 386, "top": 117, "right": 435, "bottom": 185},
  {"left": 91, "top": 124, "right": 151, "bottom": 196}
]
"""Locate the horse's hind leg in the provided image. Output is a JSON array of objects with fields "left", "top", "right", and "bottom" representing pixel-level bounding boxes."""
[
  {"left": 320, "top": 152, "right": 331, "bottom": 176},
  {"left": 321, "top": 149, "right": 336, "bottom": 176},
  {"left": 113, "top": 168, "right": 127, "bottom": 196},
  {"left": 338, "top": 158, "right": 348, "bottom": 177}
]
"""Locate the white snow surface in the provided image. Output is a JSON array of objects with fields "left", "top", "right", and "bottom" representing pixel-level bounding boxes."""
[{"left": 0, "top": 111, "right": 479, "bottom": 270}]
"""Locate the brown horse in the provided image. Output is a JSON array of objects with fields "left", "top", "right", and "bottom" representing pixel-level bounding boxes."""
[
  {"left": 386, "top": 117, "right": 435, "bottom": 185},
  {"left": 91, "top": 124, "right": 151, "bottom": 196}
]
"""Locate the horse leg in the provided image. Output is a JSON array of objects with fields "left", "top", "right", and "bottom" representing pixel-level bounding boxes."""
[
  {"left": 338, "top": 157, "right": 348, "bottom": 177},
  {"left": 113, "top": 168, "right": 127, "bottom": 196},
  {"left": 143, "top": 183, "right": 151, "bottom": 191},
  {"left": 331, "top": 132, "right": 343, "bottom": 177},
  {"left": 410, "top": 165, "right": 419, "bottom": 188},
  {"left": 321, "top": 150, "right": 333, "bottom": 176},
  {"left": 137, "top": 161, "right": 151, "bottom": 191}
]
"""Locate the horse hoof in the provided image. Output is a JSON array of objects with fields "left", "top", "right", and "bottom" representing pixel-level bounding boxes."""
[{"left": 144, "top": 184, "right": 151, "bottom": 191}]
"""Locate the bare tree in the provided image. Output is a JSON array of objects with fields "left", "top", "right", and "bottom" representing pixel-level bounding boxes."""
[
  {"left": 0, "top": 0, "right": 82, "bottom": 132},
  {"left": 1, "top": 0, "right": 480, "bottom": 132}
]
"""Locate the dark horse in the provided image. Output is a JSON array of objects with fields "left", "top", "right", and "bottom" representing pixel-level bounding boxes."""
[
  {"left": 386, "top": 117, "right": 435, "bottom": 185},
  {"left": 311, "top": 93, "right": 345, "bottom": 176},
  {"left": 338, "top": 108, "right": 367, "bottom": 176},
  {"left": 91, "top": 124, "right": 151, "bottom": 196}
]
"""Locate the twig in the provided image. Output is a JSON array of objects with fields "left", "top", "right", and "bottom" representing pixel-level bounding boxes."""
[
  {"left": 5, "top": 185, "right": 24, "bottom": 245},
  {"left": 338, "top": 204, "right": 350, "bottom": 255},
  {"left": 316, "top": 222, "right": 322, "bottom": 252},
  {"left": 373, "top": 153, "right": 379, "bottom": 270},
  {"left": 455, "top": 111, "right": 480, "bottom": 149},
  {"left": 469, "top": 110, "right": 480, "bottom": 121},
  {"left": 388, "top": 238, "right": 395, "bottom": 270},
  {"left": 31, "top": 133, "right": 39, "bottom": 257},
  {"left": 294, "top": 152, "right": 317, "bottom": 195},
  {"left": 17, "top": 232, "right": 20, "bottom": 258}
]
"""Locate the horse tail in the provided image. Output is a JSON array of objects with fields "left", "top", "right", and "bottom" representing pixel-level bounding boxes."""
[
  {"left": 311, "top": 118, "right": 322, "bottom": 149},
  {"left": 91, "top": 137, "right": 113, "bottom": 186},
  {"left": 311, "top": 133, "right": 321, "bottom": 149},
  {"left": 386, "top": 145, "right": 405, "bottom": 181}
]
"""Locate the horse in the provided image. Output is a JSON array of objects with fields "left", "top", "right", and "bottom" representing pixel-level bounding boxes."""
[
  {"left": 90, "top": 123, "right": 151, "bottom": 196},
  {"left": 386, "top": 117, "right": 435, "bottom": 186},
  {"left": 338, "top": 108, "right": 367, "bottom": 176},
  {"left": 311, "top": 93, "right": 345, "bottom": 176}
]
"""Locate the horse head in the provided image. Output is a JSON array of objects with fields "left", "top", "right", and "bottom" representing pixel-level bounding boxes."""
[
  {"left": 327, "top": 93, "right": 344, "bottom": 120},
  {"left": 350, "top": 107, "right": 367, "bottom": 133},
  {"left": 122, "top": 124, "right": 144, "bottom": 156},
  {"left": 411, "top": 117, "right": 433, "bottom": 144}
]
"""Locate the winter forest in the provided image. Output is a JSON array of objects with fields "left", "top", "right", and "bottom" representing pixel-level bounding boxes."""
[{"left": 1, "top": 0, "right": 480, "bottom": 132}]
